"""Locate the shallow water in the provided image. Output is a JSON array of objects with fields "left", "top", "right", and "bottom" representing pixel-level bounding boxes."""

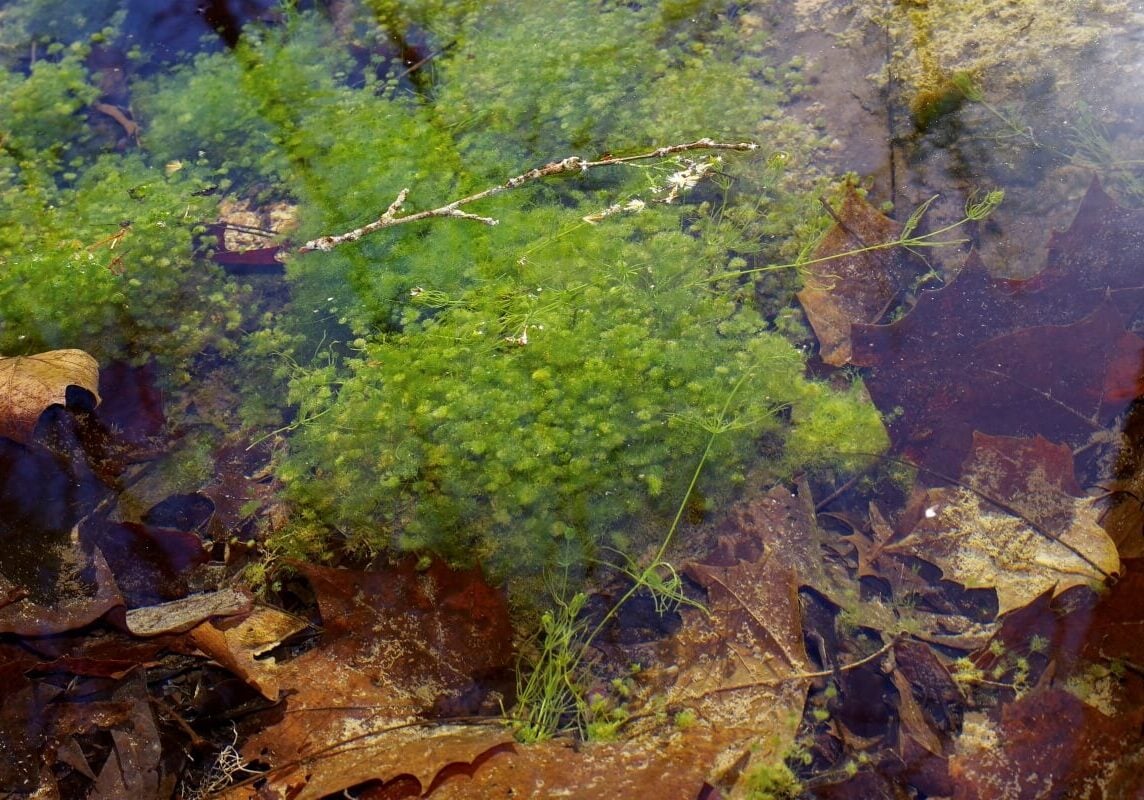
[{"left": 2, "top": 1, "right": 1144, "bottom": 797}]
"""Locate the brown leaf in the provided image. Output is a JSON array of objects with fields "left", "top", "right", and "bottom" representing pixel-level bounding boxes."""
[
  {"left": 221, "top": 725, "right": 513, "bottom": 800},
  {"left": 840, "top": 502, "right": 899, "bottom": 580},
  {"left": 890, "top": 668, "right": 944, "bottom": 757},
  {"left": 797, "top": 185, "right": 908, "bottom": 366},
  {"left": 889, "top": 486, "right": 1119, "bottom": 616},
  {"left": 0, "top": 548, "right": 124, "bottom": 636},
  {"left": 236, "top": 558, "right": 513, "bottom": 797},
  {"left": 0, "top": 349, "right": 101, "bottom": 445},
  {"left": 188, "top": 605, "right": 308, "bottom": 701},
  {"left": 950, "top": 688, "right": 1144, "bottom": 800},
  {"left": 426, "top": 735, "right": 726, "bottom": 799},
  {"left": 647, "top": 486, "right": 814, "bottom": 792},
  {"left": 87, "top": 678, "right": 163, "bottom": 799}
]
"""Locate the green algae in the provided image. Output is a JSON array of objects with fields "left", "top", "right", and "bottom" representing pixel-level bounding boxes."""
[{"left": 0, "top": 1, "right": 890, "bottom": 586}]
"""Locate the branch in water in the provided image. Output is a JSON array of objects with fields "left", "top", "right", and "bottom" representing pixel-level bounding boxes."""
[{"left": 297, "top": 138, "right": 759, "bottom": 253}]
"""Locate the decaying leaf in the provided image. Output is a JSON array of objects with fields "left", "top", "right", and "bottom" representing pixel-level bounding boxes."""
[
  {"left": 845, "top": 181, "right": 1144, "bottom": 476},
  {"left": 188, "top": 605, "right": 309, "bottom": 701},
  {"left": 426, "top": 735, "right": 727, "bottom": 799},
  {"left": 221, "top": 724, "right": 513, "bottom": 800},
  {"left": 645, "top": 486, "right": 814, "bottom": 793},
  {"left": 796, "top": 185, "right": 909, "bottom": 366},
  {"left": 230, "top": 558, "right": 513, "bottom": 798},
  {"left": 87, "top": 677, "right": 163, "bottom": 799},
  {"left": 950, "top": 689, "right": 1144, "bottom": 800},
  {"left": 0, "top": 548, "right": 124, "bottom": 636},
  {"left": 884, "top": 433, "right": 1121, "bottom": 615},
  {"left": 0, "top": 349, "right": 101, "bottom": 445},
  {"left": 889, "top": 487, "right": 1119, "bottom": 616}
]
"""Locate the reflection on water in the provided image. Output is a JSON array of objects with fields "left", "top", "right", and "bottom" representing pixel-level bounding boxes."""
[{"left": 1, "top": 0, "right": 1143, "bottom": 796}]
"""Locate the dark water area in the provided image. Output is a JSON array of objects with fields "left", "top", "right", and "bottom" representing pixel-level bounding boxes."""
[{"left": 2, "top": 1, "right": 1144, "bottom": 797}]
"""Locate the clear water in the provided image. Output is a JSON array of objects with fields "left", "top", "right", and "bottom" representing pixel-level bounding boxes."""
[{"left": 2, "top": 1, "right": 1143, "bottom": 797}]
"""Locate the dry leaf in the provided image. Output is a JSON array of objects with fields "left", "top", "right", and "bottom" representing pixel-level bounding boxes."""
[
  {"left": 0, "top": 349, "right": 101, "bottom": 445},
  {"left": 188, "top": 605, "right": 308, "bottom": 701}
]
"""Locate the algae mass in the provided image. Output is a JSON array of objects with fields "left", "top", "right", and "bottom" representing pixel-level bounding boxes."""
[{"left": 0, "top": 1, "right": 888, "bottom": 581}]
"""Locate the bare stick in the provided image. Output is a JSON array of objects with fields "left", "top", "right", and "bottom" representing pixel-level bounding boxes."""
[{"left": 298, "top": 138, "right": 759, "bottom": 253}]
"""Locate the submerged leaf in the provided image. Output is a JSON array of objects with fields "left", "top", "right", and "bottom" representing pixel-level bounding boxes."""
[
  {"left": 233, "top": 558, "right": 513, "bottom": 798},
  {"left": 796, "top": 185, "right": 909, "bottom": 366},
  {"left": 890, "top": 487, "right": 1119, "bottom": 616},
  {"left": 647, "top": 485, "right": 814, "bottom": 791},
  {"left": 0, "top": 349, "right": 101, "bottom": 445}
]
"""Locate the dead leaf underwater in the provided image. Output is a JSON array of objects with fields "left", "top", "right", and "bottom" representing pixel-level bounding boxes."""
[
  {"left": 837, "top": 180, "right": 1144, "bottom": 476},
  {"left": 223, "top": 558, "right": 515, "bottom": 799},
  {"left": 0, "top": 349, "right": 101, "bottom": 445},
  {"left": 796, "top": 184, "right": 912, "bottom": 366}
]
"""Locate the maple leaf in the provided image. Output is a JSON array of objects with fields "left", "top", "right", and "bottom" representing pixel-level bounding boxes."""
[
  {"left": 0, "top": 349, "right": 100, "bottom": 445},
  {"left": 887, "top": 434, "right": 1121, "bottom": 616},
  {"left": 853, "top": 269, "right": 1144, "bottom": 474},
  {"left": 229, "top": 558, "right": 514, "bottom": 799},
  {"left": 845, "top": 181, "right": 1144, "bottom": 476},
  {"left": 634, "top": 485, "right": 815, "bottom": 792},
  {"left": 1044, "top": 178, "right": 1144, "bottom": 312},
  {"left": 950, "top": 688, "right": 1144, "bottom": 799},
  {"left": 797, "top": 185, "right": 911, "bottom": 366}
]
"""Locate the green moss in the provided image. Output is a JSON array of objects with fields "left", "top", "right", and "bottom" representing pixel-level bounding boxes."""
[{"left": 741, "top": 758, "right": 802, "bottom": 799}]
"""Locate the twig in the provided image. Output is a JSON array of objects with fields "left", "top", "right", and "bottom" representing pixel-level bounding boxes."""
[{"left": 298, "top": 138, "right": 758, "bottom": 253}]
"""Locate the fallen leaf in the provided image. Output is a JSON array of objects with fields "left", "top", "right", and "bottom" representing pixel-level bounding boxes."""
[
  {"left": 0, "top": 548, "right": 124, "bottom": 636},
  {"left": 79, "top": 520, "right": 210, "bottom": 606},
  {"left": 188, "top": 605, "right": 308, "bottom": 701},
  {"left": 950, "top": 688, "right": 1144, "bottom": 800},
  {"left": 1044, "top": 178, "right": 1144, "bottom": 314},
  {"left": 890, "top": 667, "right": 944, "bottom": 757},
  {"left": 426, "top": 735, "right": 726, "bottom": 799},
  {"left": 847, "top": 181, "right": 1144, "bottom": 475},
  {"left": 853, "top": 279, "right": 1144, "bottom": 474},
  {"left": 840, "top": 503, "right": 899, "bottom": 580},
  {"left": 88, "top": 678, "right": 163, "bottom": 799},
  {"left": 648, "top": 486, "right": 815, "bottom": 793},
  {"left": 0, "top": 349, "right": 101, "bottom": 445},
  {"left": 797, "top": 185, "right": 911, "bottom": 366},
  {"left": 889, "top": 486, "right": 1119, "bottom": 616},
  {"left": 234, "top": 558, "right": 513, "bottom": 798},
  {"left": 222, "top": 724, "right": 513, "bottom": 800}
]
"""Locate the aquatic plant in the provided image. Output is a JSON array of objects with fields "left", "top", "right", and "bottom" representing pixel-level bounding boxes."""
[
  {"left": 234, "top": 4, "right": 889, "bottom": 580},
  {"left": 0, "top": 45, "right": 249, "bottom": 372},
  {"left": 2, "top": 2, "right": 888, "bottom": 586}
]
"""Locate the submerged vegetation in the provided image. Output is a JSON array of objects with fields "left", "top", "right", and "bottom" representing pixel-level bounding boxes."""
[
  {"left": 3, "top": 1, "right": 894, "bottom": 583},
  {"left": 0, "top": 1, "right": 893, "bottom": 624},
  {"left": 12, "top": 1, "right": 1144, "bottom": 797}
]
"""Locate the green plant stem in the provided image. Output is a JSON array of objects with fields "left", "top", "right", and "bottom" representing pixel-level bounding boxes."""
[
  {"left": 581, "top": 367, "right": 755, "bottom": 648},
  {"left": 697, "top": 190, "right": 1003, "bottom": 285}
]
